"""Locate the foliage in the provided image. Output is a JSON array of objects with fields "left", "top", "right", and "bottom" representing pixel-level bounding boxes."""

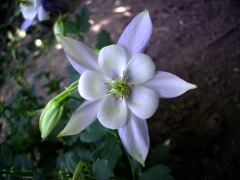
[{"left": 0, "top": 2, "right": 178, "bottom": 180}]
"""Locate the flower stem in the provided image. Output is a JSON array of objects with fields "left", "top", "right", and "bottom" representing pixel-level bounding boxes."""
[
  {"left": 72, "top": 162, "right": 84, "bottom": 180},
  {"left": 125, "top": 150, "right": 135, "bottom": 180},
  {"left": 2, "top": 169, "right": 34, "bottom": 178},
  {"left": 111, "top": 130, "right": 135, "bottom": 180}
]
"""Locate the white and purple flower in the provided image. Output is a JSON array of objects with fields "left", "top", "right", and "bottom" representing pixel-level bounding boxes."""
[
  {"left": 20, "top": 0, "right": 49, "bottom": 30},
  {"left": 58, "top": 10, "right": 196, "bottom": 165}
]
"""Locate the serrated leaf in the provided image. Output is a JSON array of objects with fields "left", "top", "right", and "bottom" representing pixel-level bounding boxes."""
[
  {"left": 92, "top": 159, "right": 113, "bottom": 180},
  {"left": 77, "top": 148, "right": 91, "bottom": 161},
  {"left": 63, "top": 20, "right": 78, "bottom": 34},
  {"left": 90, "top": 138, "right": 122, "bottom": 169},
  {"left": 77, "top": 7, "right": 91, "bottom": 33},
  {"left": 13, "top": 154, "right": 34, "bottom": 170},
  {"left": 139, "top": 165, "right": 174, "bottom": 180},
  {"left": 80, "top": 131, "right": 105, "bottom": 143},
  {"left": 66, "top": 153, "right": 79, "bottom": 173},
  {"left": 80, "top": 121, "right": 107, "bottom": 143},
  {"left": 95, "top": 30, "right": 113, "bottom": 49}
]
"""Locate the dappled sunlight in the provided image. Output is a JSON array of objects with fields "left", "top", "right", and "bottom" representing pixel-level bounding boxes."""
[
  {"left": 88, "top": 2, "right": 132, "bottom": 35},
  {"left": 91, "top": 19, "right": 111, "bottom": 32},
  {"left": 54, "top": 43, "right": 63, "bottom": 50},
  {"left": 35, "top": 39, "right": 43, "bottom": 47},
  {"left": 113, "top": 6, "right": 132, "bottom": 16}
]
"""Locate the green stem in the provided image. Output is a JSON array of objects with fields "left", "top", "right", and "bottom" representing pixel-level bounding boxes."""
[
  {"left": 2, "top": 169, "right": 34, "bottom": 178},
  {"left": 54, "top": 80, "right": 79, "bottom": 104},
  {"left": 72, "top": 162, "right": 84, "bottom": 180},
  {"left": 67, "top": 80, "right": 79, "bottom": 92},
  {"left": 125, "top": 151, "right": 135, "bottom": 180},
  {"left": 110, "top": 130, "right": 135, "bottom": 180}
]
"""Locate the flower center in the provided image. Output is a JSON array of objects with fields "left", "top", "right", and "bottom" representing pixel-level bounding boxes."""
[
  {"left": 21, "top": 0, "right": 33, "bottom": 7},
  {"left": 105, "top": 76, "right": 133, "bottom": 99}
]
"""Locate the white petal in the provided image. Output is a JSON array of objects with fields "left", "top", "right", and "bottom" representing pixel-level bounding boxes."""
[
  {"left": 143, "top": 71, "right": 197, "bottom": 98},
  {"left": 97, "top": 96, "right": 128, "bottom": 129},
  {"left": 58, "top": 100, "right": 101, "bottom": 137},
  {"left": 117, "top": 10, "right": 152, "bottom": 56},
  {"left": 118, "top": 113, "right": 149, "bottom": 166},
  {"left": 126, "top": 85, "right": 159, "bottom": 119},
  {"left": 79, "top": 71, "right": 108, "bottom": 101},
  {"left": 125, "top": 53, "right": 156, "bottom": 84},
  {"left": 60, "top": 36, "right": 99, "bottom": 74},
  {"left": 21, "top": 19, "right": 35, "bottom": 30},
  {"left": 98, "top": 45, "right": 128, "bottom": 79},
  {"left": 37, "top": 5, "right": 49, "bottom": 21}
]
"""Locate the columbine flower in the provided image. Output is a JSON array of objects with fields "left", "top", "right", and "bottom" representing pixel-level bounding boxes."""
[
  {"left": 20, "top": 0, "right": 50, "bottom": 30},
  {"left": 58, "top": 10, "right": 197, "bottom": 166}
]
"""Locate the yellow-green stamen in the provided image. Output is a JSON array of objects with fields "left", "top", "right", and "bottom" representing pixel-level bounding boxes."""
[{"left": 105, "top": 76, "right": 133, "bottom": 99}]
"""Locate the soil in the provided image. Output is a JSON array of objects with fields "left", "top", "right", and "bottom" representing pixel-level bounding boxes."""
[{"left": 80, "top": 0, "right": 240, "bottom": 179}]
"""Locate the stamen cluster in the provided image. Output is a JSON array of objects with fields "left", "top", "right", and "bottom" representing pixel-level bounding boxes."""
[{"left": 106, "top": 76, "right": 133, "bottom": 99}]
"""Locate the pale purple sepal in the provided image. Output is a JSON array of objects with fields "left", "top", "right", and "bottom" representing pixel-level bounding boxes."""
[
  {"left": 143, "top": 71, "right": 197, "bottom": 98},
  {"left": 118, "top": 112, "right": 149, "bottom": 166},
  {"left": 21, "top": 18, "right": 35, "bottom": 30},
  {"left": 20, "top": 2, "right": 38, "bottom": 20},
  {"left": 37, "top": 5, "right": 50, "bottom": 21},
  {"left": 58, "top": 100, "right": 101, "bottom": 137},
  {"left": 60, "top": 36, "right": 99, "bottom": 74},
  {"left": 117, "top": 10, "right": 153, "bottom": 56},
  {"left": 66, "top": 55, "right": 91, "bottom": 74}
]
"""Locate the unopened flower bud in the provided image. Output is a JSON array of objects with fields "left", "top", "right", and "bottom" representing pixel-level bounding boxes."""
[
  {"left": 39, "top": 80, "right": 78, "bottom": 140},
  {"left": 39, "top": 98, "right": 65, "bottom": 140},
  {"left": 54, "top": 15, "right": 65, "bottom": 42}
]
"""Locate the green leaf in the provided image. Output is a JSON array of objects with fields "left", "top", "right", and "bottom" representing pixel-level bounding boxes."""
[
  {"left": 76, "top": 147, "right": 91, "bottom": 161},
  {"left": 66, "top": 153, "right": 79, "bottom": 173},
  {"left": 95, "top": 30, "right": 113, "bottom": 50},
  {"left": 77, "top": 7, "right": 91, "bottom": 33},
  {"left": 43, "top": 76, "right": 64, "bottom": 94},
  {"left": 92, "top": 159, "right": 113, "bottom": 180},
  {"left": 80, "top": 121, "right": 108, "bottom": 143},
  {"left": 0, "top": 144, "right": 13, "bottom": 168},
  {"left": 13, "top": 154, "right": 34, "bottom": 170},
  {"left": 149, "top": 145, "right": 182, "bottom": 165},
  {"left": 8, "top": 132, "right": 26, "bottom": 152},
  {"left": 64, "top": 20, "right": 78, "bottom": 34},
  {"left": 77, "top": 34, "right": 84, "bottom": 42},
  {"left": 90, "top": 137, "right": 122, "bottom": 169},
  {"left": 139, "top": 165, "right": 174, "bottom": 180}
]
